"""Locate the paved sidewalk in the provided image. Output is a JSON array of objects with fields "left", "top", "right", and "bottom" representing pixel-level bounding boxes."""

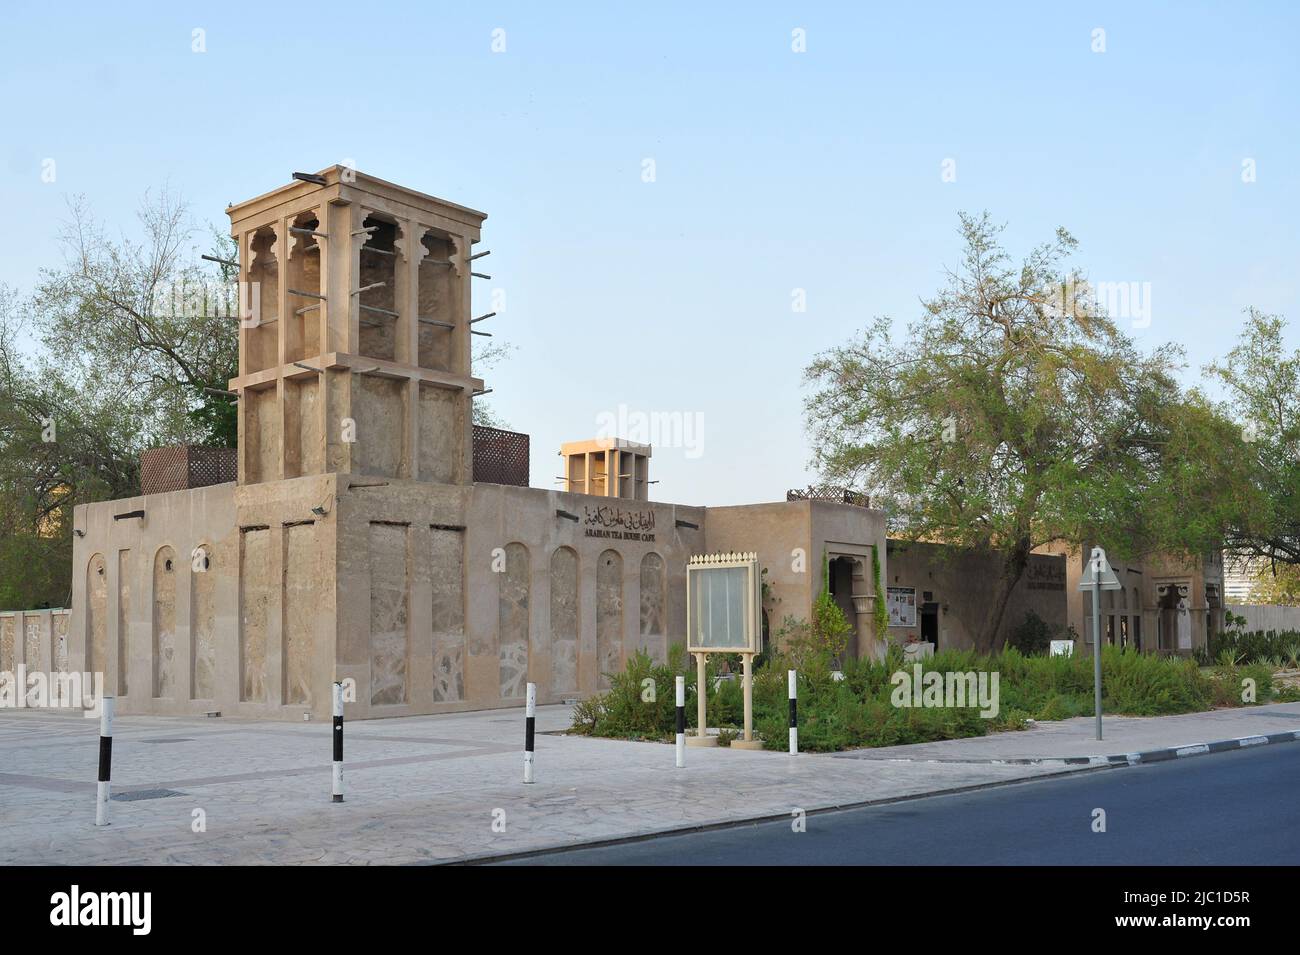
[
  {"left": 0, "top": 704, "right": 1080, "bottom": 865},
  {"left": 833, "top": 703, "right": 1300, "bottom": 763},
  {"left": 1, "top": 702, "right": 1295, "bottom": 865}
]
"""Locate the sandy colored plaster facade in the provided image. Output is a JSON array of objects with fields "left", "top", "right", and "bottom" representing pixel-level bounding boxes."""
[
  {"left": 69, "top": 483, "right": 239, "bottom": 709},
  {"left": 706, "top": 500, "right": 888, "bottom": 660},
  {"left": 0, "top": 609, "right": 70, "bottom": 679},
  {"left": 71, "top": 476, "right": 713, "bottom": 718},
  {"left": 884, "top": 541, "right": 1068, "bottom": 651},
  {"left": 69, "top": 483, "right": 885, "bottom": 720},
  {"left": 881, "top": 538, "right": 1223, "bottom": 656},
  {"left": 1036, "top": 543, "right": 1225, "bottom": 656},
  {"left": 228, "top": 166, "right": 484, "bottom": 489},
  {"left": 59, "top": 168, "right": 890, "bottom": 720}
]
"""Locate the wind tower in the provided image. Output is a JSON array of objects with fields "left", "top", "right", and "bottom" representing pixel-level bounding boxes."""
[{"left": 226, "top": 166, "right": 488, "bottom": 485}]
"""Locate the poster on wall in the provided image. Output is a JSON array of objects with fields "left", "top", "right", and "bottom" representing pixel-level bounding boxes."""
[{"left": 887, "top": 587, "right": 916, "bottom": 628}]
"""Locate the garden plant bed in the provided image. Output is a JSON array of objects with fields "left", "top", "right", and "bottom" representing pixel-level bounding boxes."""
[{"left": 570, "top": 644, "right": 1287, "bottom": 753}]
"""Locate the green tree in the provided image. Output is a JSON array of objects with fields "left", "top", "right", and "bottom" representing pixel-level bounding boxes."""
[
  {"left": 804, "top": 213, "right": 1239, "bottom": 651},
  {"left": 0, "top": 286, "right": 142, "bottom": 608},
  {"left": 31, "top": 191, "right": 238, "bottom": 448},
  {"left": 1206, "top": 309, "right": 1300, "bottom": 568},
  {"left": 1247, "top": 563, "right": 1300, "bottom": 606},
  {"left": 0, "top": 189, "right": 239, "bottom": 609}
]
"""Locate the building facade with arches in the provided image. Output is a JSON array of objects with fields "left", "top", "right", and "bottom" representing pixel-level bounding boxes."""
[
  {"left": 65, "top": 168, "right": 888, "bottom": 720},
  {"left": 1036, "top": 543, "right": 1225, "bottom": 656}
]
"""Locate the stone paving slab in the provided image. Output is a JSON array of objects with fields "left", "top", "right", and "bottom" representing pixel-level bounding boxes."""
[
  {"left": 0, "top": 705, "right": 1084, "bottom": 865},
  {"left": 6, "top": 703, "right": 1293, "bottom": 864}
]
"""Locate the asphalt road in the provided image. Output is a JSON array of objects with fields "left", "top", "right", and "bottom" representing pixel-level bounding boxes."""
[{"left": 497, "top": 743, "right": 1300, "bottom": 865}]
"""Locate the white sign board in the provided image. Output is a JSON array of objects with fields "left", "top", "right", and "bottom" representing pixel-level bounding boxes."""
[
  {"left": 686, "top": 552, "right": 761, "bottom": 653},
  {"left": 1050, "top": 639, "right": 1074, "bottom": 657},
  {"left": 887, "top": 587, "right": 916, "bottom": 628}
]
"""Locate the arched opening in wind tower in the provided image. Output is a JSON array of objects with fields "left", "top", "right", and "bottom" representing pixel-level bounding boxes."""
[
  {"left": 418, "top": 229, "right": 457, "bottom": 372},
  {"left": 358, "top": 215, "right": 399, "bottom": 362}
]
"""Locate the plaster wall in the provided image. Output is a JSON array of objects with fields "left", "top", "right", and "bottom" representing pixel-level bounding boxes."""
[
  {"left": 1227, "top": 604, "right": 1300, "bottom": 632},
  {"left": 886, "top": 541, "right": 1068, "bottom": 651},
  {"left": 1037, "top": 542, "right": 1224, "bottom": 656},
  {"left": 702, "top": 500, "right": 887, "bottom": 658},
  {"left": 71, "top": 483, "right": 240, "bottom": 713},
  {"left": 67, "top": 481, "right": 892, "bottom": 719},
  {"left": 0, "top": 609, "right": 67, "bottom": 678}
]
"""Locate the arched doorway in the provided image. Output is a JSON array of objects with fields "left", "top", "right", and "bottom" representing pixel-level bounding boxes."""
[
  {"left": 827, "top": 555, "right": 861, "bottom": 661},
  {"left": 1156, "top": 583, "right": 1191, "bottom": 655}
]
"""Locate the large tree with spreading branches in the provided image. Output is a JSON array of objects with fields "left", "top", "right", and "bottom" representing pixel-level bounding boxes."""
[
  {"left": 1206, "top": 310, "right": 1300, "bottom": 574},
  {"left": 804, "top": 212, "right": 1250, "bottom": 651}
]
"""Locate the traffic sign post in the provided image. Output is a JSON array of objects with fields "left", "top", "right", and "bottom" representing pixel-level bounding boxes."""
[{"left": 1078, "top": 546, "right": 1123, "bottom": 740}]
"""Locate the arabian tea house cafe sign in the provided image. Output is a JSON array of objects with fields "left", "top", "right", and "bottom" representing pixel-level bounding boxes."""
[{"left": 583, "top": 505, "right": 656, "bottom": 542}]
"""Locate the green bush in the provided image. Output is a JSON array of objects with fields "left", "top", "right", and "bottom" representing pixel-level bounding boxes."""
[
  {"left": 1275, "top": 684, "right": 1300, "bottom": 703},
  {"left": 1201, "top": 628, "right": 1300, "bottom": 666},
  {"left": 570, "top": 637, "right": 1279, "bottom": 752},
  {"left": 1205, "top": 658, "right": 1274, "bottom": 707},
  {"left": 1102, "top": 651, "right": 1210, "bottom": 715},
  {"left": 1006, "top": 609, "right": 1058, "bottom": 656},
  {"left": 569, "top": 646, "right": 695, "bottom": 740}
]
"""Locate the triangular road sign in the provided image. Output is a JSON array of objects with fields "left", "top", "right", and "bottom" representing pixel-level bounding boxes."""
[{"left": 1078, "top": 546, "right": 1123, "bottom": 591}]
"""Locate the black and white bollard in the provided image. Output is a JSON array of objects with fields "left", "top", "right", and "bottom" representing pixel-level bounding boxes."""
[
  {"left": 332, "top": 681, "right": 344, "bottom": 803},
  {"left": 788, "top": 670, "right": 798, "bottom": 755},
  {"left": 524, "top": 682, "right": 536, "bottom": 784},
  {"left": 95, "top": 697, "right": 114, "bottom": 826},
  {"left": 675, "top": 675, "right": 685, "bottom": 768}
]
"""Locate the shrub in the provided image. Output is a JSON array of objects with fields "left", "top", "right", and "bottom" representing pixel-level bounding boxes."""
[
  {"left": 1006, "top": 609, "right": 1057, "bottom": 656},
  {"left": 570, "top": 639, "right": 1273, "bottom": 751},
  {"left": 1201, "top": 627, "right": 1300, "bottom": 666},
  {"left": 568, "top": 647, "right": 693, "bottom": 740},
  {"left": 1102, "top": 648, "right": 1210, "bottom": 715},
  {"left": 811, "top": 588, "right": 854, "bottom": 665}
]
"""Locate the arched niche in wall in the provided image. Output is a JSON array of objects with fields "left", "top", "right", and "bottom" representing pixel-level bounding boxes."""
[
  {"left": 639, "top": 552, "right": 665, "bottom": 661},
  {"left": 550, "top": 546, "right": 579, "bottom": 696},
  {"left": 498, "top": 542, "right": 530, "bottom": 699},
  {"left": 596, "top": 549, "right": 624, "bottom": 689}
]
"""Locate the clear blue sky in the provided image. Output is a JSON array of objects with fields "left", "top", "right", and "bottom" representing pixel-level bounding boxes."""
[{"left": 2, "top": 1, "right": 1296, "bottom": 505}]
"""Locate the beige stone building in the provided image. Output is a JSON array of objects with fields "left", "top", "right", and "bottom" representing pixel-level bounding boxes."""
[
  {"left": 877, "top": 540, "right": 1224, "bottom": 657},
  {"left": 882, "top": 540, "right": 1068, "bottom": 651},
  {"left": 1036, "top": 544, "right": 1225, "bottom": 656},
  {"left": 65, "top": 168, "right": 888, "bottom": 720}
]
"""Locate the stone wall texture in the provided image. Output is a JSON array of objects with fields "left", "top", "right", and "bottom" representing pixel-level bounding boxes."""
[
  {"left": 152, "top": 546, "right": 176, "bottom": 698},
  {"left": 596, "top": 549, "right": 624, "bottom": 689},
  {"left": 550, "top": 546, "right": 579, "bottom": 696},
  {"left": 369, "top": 522, "right": 410, "bottom": 706},
  {"left": 497, "top": 542, "right": 530, "bottom": 700},
  {"left": 64, "top": 478, "right": 885, "bottom": 720}
]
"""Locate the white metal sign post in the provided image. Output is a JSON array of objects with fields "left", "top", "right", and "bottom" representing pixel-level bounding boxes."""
[{"left": 1078, "top": 545, "right": 1122, "bottom": 740}]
